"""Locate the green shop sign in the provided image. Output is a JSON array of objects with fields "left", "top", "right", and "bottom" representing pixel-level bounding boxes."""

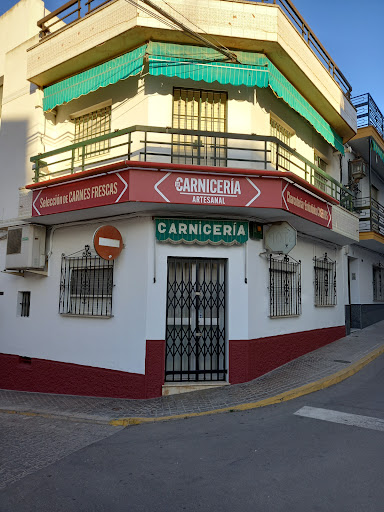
[{"left": 155, "top": 218, "right": 248, "bottom": 245}]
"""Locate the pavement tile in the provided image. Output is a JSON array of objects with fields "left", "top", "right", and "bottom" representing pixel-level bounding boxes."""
[{"left": 1, "top": 322, "right": 384, "bottom": 422}]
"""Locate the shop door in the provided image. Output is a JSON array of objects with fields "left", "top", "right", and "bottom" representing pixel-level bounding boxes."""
[{"left": 165, "top": 258, "right": 226, "bottom": 382}]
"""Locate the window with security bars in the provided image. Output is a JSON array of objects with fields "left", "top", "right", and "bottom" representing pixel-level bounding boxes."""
[
  {"left": 373, "top": 265, "right": 384, "bottom": 301},
  {"left": 172, "top": 88, "right": 227, "bottom": 166},
  {"left": 59, "top": 247, "right": 114, "bottom": 316},
  {"left": 270, "top": 117, "right": 293, "bottom": 171},
  {"left": 314, "top": 254, "right": 336, "bottom": 306},
  {"left": 73, "top": 106, "right": 111, "bottom": 159},
  {"left": 17, "top": 291, "right": 31, "bottom": 317},
  {"left": 269, "top": 255, "right": 301, "bottom": 317},
  {"left": 314, "top": 153, "right": 328, "bottom": 192}
]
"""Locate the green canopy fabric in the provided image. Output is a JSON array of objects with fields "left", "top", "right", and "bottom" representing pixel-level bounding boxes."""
[
  {"left": 147, "top": 42, "right": 269, "bottom": 87},
  {"left": 372, "top": 139, "right": 384, "bottom": 165},
  {"left": 147, "top": 42, "right": 344, "bottom": 153},
  {"left": 42, "top": 40, "right": 344, "bottom": 153},
  {"left": 43, "top": 45, "right": 147, "bottom": 111}
]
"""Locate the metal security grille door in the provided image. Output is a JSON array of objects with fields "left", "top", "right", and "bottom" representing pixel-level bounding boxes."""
[
  {"left": 172, "top": 88, "right": 227, "bottom": 166},
  {"left": 166, "top": 258, "right": 226, "bottom": 382}
]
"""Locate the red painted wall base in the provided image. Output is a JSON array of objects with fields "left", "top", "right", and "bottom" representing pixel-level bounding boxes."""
[
  {"left": 229, "top": 326, "right": 346, "bottom": 384},
  {"left": 0, "top": 340, "right": 165, "bottom": 399},
  {"left": 0, "top": 327, "right": 345, "bottom": 398}
]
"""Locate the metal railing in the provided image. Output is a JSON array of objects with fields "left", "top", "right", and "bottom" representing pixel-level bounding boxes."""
[
  {"left": 36, "top": 0, "right": 352, "bottom": 97},
  {"left": 260, "top": 0, "right": 351, "bottom": 97},
  {"left": 354, "top": 196, "right": 384, "bottom": 236},
  {"left": 351, "top": 93, "right": 384, "bottom": 139},
  {"left": 37, "top": 0, "right": 110, "bottom": 38},
  {"left": 30, "top": 125, "right": 354, "bottom": 210}
]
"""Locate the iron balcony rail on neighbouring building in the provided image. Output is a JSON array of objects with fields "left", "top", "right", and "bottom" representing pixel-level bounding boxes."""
[
  {"left": 36, "top": 0, "right": 352, "bottom": 98},
  {"left": 30, "top": 125, "right": 354, "bottom": 211},
  {"left": 354, "top": 197, "right": 384, "bottom": 236},
  {"left": 351, "top": 93, "right": 384, "bottom": 139}
]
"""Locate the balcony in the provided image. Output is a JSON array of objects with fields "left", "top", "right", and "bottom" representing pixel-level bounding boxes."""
[
  {"left": 354, "top": 197, "right": 384, "bottom": 236},
  {"left": 349, "top": 93, "right": 384, "bottom": 180},
  {"left": 30, "top": 125, "right": 354, "bottom": 211},
  {"left": 351, "top": 93, "right": 384, "bottom": 138},
  {"left": 36, "top": 0, "right": 352, "bottom": 99},
  {"left": 27, "top": 0, "right": 356, "bottom": 140}
]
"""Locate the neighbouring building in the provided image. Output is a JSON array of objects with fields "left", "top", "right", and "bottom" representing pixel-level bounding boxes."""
[
  {"left": 2, "top": 0, "right": 378, "bottom": 399},
  {"left": 346, "top": 94, "right": 384, "bottom": 329}
]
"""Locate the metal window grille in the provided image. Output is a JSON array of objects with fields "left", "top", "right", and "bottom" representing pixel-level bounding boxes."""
[
  {"left": 314, "top": 154, "right": 328, "bottom": 192},
  {"left": 314, "top": 254, "right": 336, "bottom": 306},
  {"left": 59, "top": 246, "right": 114, "bottom": 316},
  {"left": 172, "top": 88, "right": 227, "bottom": 166},
  {"left": 19, "top": 292, "right": 31, "bottom": 317},
  {"left": 73, "top": 106, "right": 111, "bottom": 159},
  {"left": 373, "top": 265, "right": 384, "bottom": 302},
  {"left": 270, "top": 118, "right": 292, "bottom": 171},
  {"left": 269, "top": 255, "right": 301, "bottom": 317}
]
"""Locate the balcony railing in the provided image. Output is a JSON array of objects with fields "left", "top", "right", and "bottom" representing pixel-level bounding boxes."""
[
  {"left": 36, "top": 0, "right": 352, "bottom": 98},
  {"left": 30, "top": 125, "right": 354, "bottom": 211},
  {"left": 351, "top": 93, "right": 384, "bottom": 139},
  {"left": 37, "top": 0, "right": 110, "bottom": 38},
  {"left": 354, "top": 197, "right": 384, "bottom": 236}
]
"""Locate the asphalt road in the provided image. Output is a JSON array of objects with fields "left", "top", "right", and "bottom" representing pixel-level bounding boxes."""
[{"left": 1, "top": 354, "right": 384, "bottom": 512}]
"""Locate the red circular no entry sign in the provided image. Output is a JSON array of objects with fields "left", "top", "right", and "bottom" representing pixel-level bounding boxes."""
[{"left": 93, "top": 225, "right": 123, "bottom": 261}]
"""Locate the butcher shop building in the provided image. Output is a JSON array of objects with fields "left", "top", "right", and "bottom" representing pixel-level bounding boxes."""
[{"left": 0, "top": 0, "right": 367, "bottom": 398}]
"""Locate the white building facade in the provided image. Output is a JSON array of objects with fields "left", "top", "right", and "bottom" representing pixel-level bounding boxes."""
[{"left": 0, "top": 0, "right": 371, "bottom": 399}]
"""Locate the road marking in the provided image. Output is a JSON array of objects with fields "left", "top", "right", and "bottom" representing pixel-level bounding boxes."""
[{"left": 294, "top": 406, "right": 384, "bottom": 432}]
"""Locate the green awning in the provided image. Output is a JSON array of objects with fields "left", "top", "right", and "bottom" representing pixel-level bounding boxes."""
[
  {"left": 43, "top": 45, "right": 147, "bottom": 111},
  {"left": 267, "top": 62, "right": 344, "bottom": 154},
  {"left": 372, "top": 139, "right": 384, "bottom": 165},
  {"left": 147, "top": 42, "right": 344, "bottom": 153},
  {"left": 147, "top": 42, "right": 269, "bottom": 87},
  {"left": 42, "top": 41, "right": 344, "bottom": 153}
]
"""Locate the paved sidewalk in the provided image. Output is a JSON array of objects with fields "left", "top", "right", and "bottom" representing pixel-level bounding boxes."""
[{"left": 1, "top": 321, "right": 384, "bottom": 426}]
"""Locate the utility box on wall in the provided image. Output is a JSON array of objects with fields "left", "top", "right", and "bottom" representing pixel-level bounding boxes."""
[{"left": 5, "top": 225, "right": 46, "bottom": 270}]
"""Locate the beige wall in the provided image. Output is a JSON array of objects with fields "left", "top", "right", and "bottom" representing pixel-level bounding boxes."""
[
  {"left": 39, "top": 74, "right": 341, "bottom": 183},
  {"left": 0, "top": 0, "right": 46, "bottom": 77},
  {"left": 26, "top": 0, "right": 356, "bottom": 138}
]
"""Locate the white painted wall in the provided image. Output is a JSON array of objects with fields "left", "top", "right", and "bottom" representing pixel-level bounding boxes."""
[
  {"left": 0, "top": 216, "right": 151, "bottom": 374},
  {"left": 247, "top": 234, "right": 345, "bottom": 339},
  {"left": 347, "top": 245, "right": 384, "bottom": 304},
  {"left": 0, "top": 0, "right": 44, "bottom": 222},
  {"left": 0, "top": 38, "right": 42, "bottom": 222},
  {"left": 0, "top": 215, "right": 351, "bottom": 373}
]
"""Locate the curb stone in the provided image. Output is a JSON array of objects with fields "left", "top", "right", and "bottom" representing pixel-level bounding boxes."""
[
  {"left": 2, "top": 343, "right": 383, "bottom": 427},
  {"left": 109, "top": 344, "right": 384, "bottom": 426}
]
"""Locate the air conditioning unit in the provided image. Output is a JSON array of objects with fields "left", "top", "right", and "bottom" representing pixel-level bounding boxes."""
[{"left": 5, "top": 225, "right": 46, "bottom": 270}]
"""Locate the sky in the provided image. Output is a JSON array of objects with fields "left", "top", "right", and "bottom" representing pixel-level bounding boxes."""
[{"left": 1, "top": 0, "right": 383, "bottom": 110}]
